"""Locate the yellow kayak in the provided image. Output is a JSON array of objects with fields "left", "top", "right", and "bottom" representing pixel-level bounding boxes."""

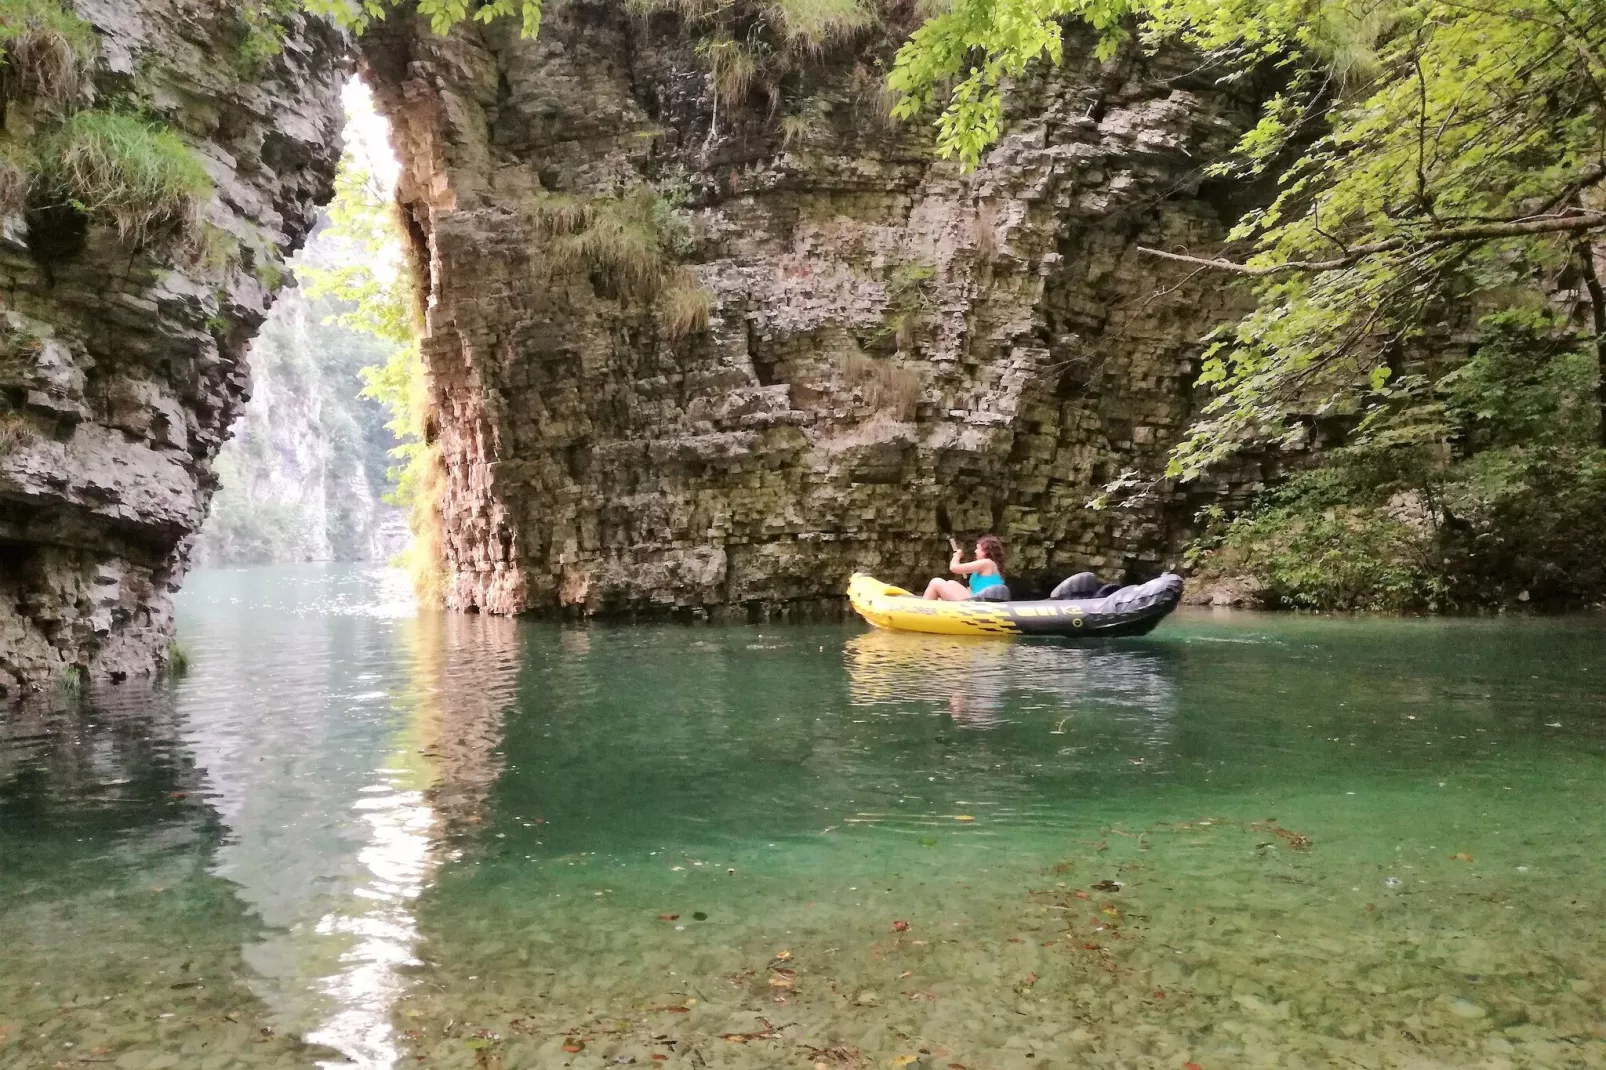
[{"left": 847, "top": 572, "right": 1184, "bottom": 638}]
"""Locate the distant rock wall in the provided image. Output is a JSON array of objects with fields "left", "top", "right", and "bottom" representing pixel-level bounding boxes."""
[
  {"left": 0, "top": 2, "right": 344, "bottom": 697},
  {"left": 193, "top": 285, "right": 406, "bottom": 569},
  {"left": 361, "top": 5, "right": 1258, "bottom": 616}
]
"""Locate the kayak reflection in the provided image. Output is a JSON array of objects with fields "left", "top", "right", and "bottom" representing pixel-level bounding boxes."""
[{"left": 844, "top": 629, "right": 1179, "bottom": 735}]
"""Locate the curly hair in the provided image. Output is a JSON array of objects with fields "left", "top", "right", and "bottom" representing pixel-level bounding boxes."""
[{"left": 976, "top": 534, "right": 1005, "bottom": 572}]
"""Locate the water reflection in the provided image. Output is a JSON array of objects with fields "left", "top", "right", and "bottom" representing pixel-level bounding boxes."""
[
  {"left": 845, "top": 628, "right": 1178, "bottom": 743},
  {"left": 0, "top": 686, "right": 288, "bottom": 1067},
  {"left": 169, "top": 568, "right": 522, "bottom": 1069},
  {"left": 306, "top": 611, "right": 520, "bottom": 1063}
]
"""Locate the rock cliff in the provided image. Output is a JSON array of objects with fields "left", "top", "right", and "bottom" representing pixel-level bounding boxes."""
[
  {"left": 0, "top": 2, "right": 345, "bottom": 696},
  {"left": 360, "top": 3, "right": 1258, "bottom": 616}
]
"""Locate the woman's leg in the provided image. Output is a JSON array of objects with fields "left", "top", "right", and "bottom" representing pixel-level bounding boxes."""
[{"left": 924, "top": 578, "right": 971, "bottom": 601}]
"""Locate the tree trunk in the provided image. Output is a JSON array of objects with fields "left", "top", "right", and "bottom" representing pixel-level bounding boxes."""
[{"left": 1577, "top": 241, "right": 1606, "bottom": 448}]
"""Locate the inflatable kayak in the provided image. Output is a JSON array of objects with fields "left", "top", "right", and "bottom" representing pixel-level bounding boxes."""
[{"left": 848, "top": 572, "right": 1184, "bottom": 638}]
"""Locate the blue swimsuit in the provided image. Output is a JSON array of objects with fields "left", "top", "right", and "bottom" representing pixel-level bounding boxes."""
[{"left": 968, "top": 571, "right": 1005, "bottom": 596}]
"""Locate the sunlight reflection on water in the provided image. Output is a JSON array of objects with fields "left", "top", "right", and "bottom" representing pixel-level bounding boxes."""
[{"left": 308, "top": 781, "right": 434, "bottom": 1070}]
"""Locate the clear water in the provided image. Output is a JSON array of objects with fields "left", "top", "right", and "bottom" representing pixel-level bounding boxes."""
[{"left": 3, "top": 566, "right": 1605, "bottom": 1070}]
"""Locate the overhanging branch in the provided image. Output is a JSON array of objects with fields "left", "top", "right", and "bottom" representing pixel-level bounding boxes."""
[{"left": 1138, "top": 211, "right": 1606, "bottom": 277}]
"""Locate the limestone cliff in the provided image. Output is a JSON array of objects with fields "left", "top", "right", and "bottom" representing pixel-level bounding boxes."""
[
  {"left": 0, "top": 2, "right": 345, "bottom": 696},
  {"left": 360, "top": 4, "right": 1258, "bottom": 616}
]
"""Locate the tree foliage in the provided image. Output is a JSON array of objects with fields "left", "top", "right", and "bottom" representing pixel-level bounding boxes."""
[
  {"left": 302, "top": 0, "right": 544, "bottom": 37},
  {"left": 891, "top": 0, "right": 1606, "bottom": 489},
  {"left": 1190, "top": 308, "right": 1606, "bottom": 608},
  {"left": 299, "top": 145, "right": 443, "bottom": 597}
]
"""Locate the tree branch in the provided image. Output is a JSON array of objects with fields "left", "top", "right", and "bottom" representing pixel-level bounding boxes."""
[{"left": 1138, "top": 212, "right": 1606, "bottom": 277}]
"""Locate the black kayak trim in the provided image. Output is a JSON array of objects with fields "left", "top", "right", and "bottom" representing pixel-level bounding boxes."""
[{"left": 978, "top": 573, "right": 1185, "bottom": 637}]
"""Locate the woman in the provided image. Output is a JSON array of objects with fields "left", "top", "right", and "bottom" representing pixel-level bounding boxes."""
[{"left": 923, "top": 534, "right": 1006, "bottom": 601}]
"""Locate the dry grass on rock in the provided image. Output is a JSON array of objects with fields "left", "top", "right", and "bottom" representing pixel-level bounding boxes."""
[
  {"left": 662, "top": 269, "right": 715, "bottom": 339},
  {"left": 840, "top": 349, "right": 921, "bottom": 421}
]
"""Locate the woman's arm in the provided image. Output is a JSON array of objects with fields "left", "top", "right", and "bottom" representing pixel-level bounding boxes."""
[{"left": 950, "top": 557, "right": 996, "bottom": 576}]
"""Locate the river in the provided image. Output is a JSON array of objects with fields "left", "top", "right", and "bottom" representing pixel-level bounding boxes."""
[{"left": 2, "top": 565, "right": 1604, "bottom": 1069}]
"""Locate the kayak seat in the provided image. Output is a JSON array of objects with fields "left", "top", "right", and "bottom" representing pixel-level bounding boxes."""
[
  {"left": 1050, "top": 572, "right": 1129, "bottom": 600},
  {"left": 971, "top": 583, "right": 1012, "bottom": 602},
  {"left": 1050, "top": 572, "right": 1101, "bottom": 599}
]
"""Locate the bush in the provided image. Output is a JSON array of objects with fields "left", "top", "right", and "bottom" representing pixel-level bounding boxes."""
[
  {"left": 1437, "top": 447, "right": 1606, "bottom": 604},
  {"left": 1191, "top": 469, "right": 1445, "bottom": 611},
  {"left": 1190, "top": 309, "right": 1606, "bottom": 610},
  {"left": 164, "top": 642, "right": 192, "bottom": 677}
]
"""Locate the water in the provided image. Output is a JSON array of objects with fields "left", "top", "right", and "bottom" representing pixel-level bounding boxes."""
[{"left": 2, "top": 566, "right": 1605, "bottom": 1070}]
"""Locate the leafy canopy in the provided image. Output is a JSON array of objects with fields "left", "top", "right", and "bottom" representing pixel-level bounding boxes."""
[
  {"left": 298, "top": 144, "right": 441, "bottom": 594},
  {"left": 886, "top": 0, "right": 1606, "bottom": 489},
  {"left": 302, "top": 0, "right": 544, "bottom": 37},
  {"left": 1155, "top": 0, "right": 1606, "bottom": 483}
]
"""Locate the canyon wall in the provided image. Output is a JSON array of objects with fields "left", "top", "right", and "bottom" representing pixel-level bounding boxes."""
[
  {"left": 0, "top": 2, "right": 345, "bottom": 697},
  {"left": 360, "top": 3, "right": 1259, "bottom": 617}
]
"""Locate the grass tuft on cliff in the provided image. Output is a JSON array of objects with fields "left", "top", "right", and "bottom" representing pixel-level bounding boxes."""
[
  {"left": 531, "top": 186, "right": 693, "bottom": 300},
  {"left": 772, "top": 0, "right": 873, "bottom": 50},
  {"left": 0, "top": 0, "right": 96, "bottom": 111},
  {"left": 781, "top": 95, "right": 832, "bottom": 147},
  {"left": 0, "top": 3, "right": 215, "bottom": 253},
  {"left": 841, "top": 350, "right": 921, "bottom": 420},
  {"left": 0, "top": 408, "right": 36, "bottom": 455},
  {"left": 632, "top": 0, "right": 873, "bottom": 50},
  {"left": 0, "top": 139, "right": 35, "bottom": 215},
  {"left": 662, "top": 269, "right": 715, "bottom": 339},
  {"left": 36, "top": 109, "right": 214, "bottom": 243}
]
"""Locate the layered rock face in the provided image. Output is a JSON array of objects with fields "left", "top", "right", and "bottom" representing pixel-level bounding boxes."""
[
  {"left": 363, "top": 4, "right": 1256, "bottom": 616},
  {"left": 0, "top": 2, "right": 344, "bottom": 696}
]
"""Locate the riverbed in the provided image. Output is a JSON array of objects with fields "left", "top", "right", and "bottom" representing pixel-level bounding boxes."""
[{"left": 2, "top": 565, "right": 1604, "bottom": 1070}]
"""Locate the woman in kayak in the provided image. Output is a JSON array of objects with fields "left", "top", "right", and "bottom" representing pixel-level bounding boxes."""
[{"left": 923, "top": 534, "right": 1006, "bottom": 601}]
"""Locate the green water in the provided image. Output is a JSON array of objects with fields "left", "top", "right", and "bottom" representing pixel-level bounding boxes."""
[{"left": 3, "top": 567, "right": 1605, "bottom": 1070}]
